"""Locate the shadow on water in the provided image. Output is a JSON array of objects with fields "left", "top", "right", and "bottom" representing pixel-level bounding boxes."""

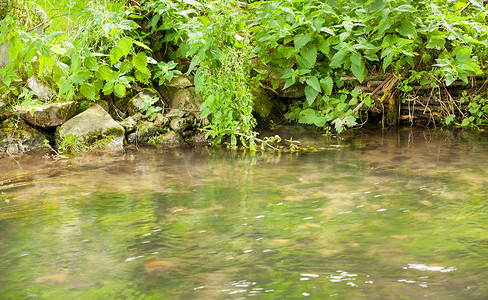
[{"left": 0, "top": 126, "right": 488, "bottom": 299}]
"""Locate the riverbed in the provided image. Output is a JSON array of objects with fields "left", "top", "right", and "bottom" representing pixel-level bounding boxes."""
[{"left": 1, "top": 126, "right": 487, "bottom": 299}]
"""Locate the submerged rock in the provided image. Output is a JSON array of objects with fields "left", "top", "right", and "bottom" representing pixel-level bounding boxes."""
[
  {"left": 0, "top": 118, "right": 48, "bottom": 154},
  {"left": 16, "top": 101, "right": 77, "bottom": 128},
  {"left": 57, "top": 105, "right": 125, "bottom": 153}
]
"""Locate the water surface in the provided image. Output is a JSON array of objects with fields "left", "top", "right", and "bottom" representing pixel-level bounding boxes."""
[{"left": 1, "top": 127, "right": 487, "bottom": 299}]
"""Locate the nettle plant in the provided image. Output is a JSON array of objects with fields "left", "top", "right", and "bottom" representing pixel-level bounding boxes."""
[{"left": 251, "top": 0, "right": 488, "bottom": 132}]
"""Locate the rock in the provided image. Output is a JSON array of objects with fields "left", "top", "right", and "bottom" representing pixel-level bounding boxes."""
[
  {"left": 57, "top": 105, "right": 125, "bottom": 153},
  {"left": 170, "top": 116, "right": 195, "bottom": 132},
  {"left": 160, "top": 75, "right": 203, "bottom": 111},
  {"left": 119, "top": 116, "right": 138, "bottom": 134},
  {"left": 151, "top": 131, "right": 184, "bottom": 147},
  {"left": 0, "top": 41, "right": 9, "bottom": 68},
  {"left": 165, "top": 108, "right": 189, "bottom": 118},
  {"left": 27, "top": 76, "right": 53, "bottom": 101},
  {"left": 15, "top": 101, "right": 77, "bottom": 128},
  {"left": 0, "top": 118, "right": 48, "bottom": 154},
  {"left": 168, "top": 75, "right": 193, "bottom": 89},
  {"left": 127, "top": 90, "right": 158, "bottom": 116},
  {"left": 127, "top": 121, "right": 160, "bottom": 144},
  {"left": 154, "top": 115, "right": 170, "bottom": 127},
  {"left": 252, "top": 87, "right": 283, "bottom": 127}
]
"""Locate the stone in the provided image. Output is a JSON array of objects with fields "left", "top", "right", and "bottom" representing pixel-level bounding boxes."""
[
  {"left": 0, "top": 118, "right": 48, "bottom": 154},
  {"left": 119, "top": 116, "right": 138, "bottom": 134},
  {"left": 152, "top": 131, "right": 184, "bottom": 147},
  {"left": 166, "top": 108, "right": 190, "bottom": 118},
  {"left": 127, "top": 121, "right": 160, "bottom": 144},
  {"left": 168, "top": 75, "right": 193, "bottom": 89},
  {"left": 127, "top": 90, "right": 158, "bottom": 116},
  {"left": 57, "top": 105, "right": 125, "bottom": 152},
  {"left": 252, "top": 87, "right": 283, "bottom": 127},
  {"left": 0, "top": 42, "right": 9, "bottom": 68},
  {"left": 15, "top": 101, "right": 76, "bottom": 128},
  {"left": 27, "top": 76, "right": 53, "bottom": 101},
  {"left": 170, "top": 116, "right": 195, "bottom": 132}
]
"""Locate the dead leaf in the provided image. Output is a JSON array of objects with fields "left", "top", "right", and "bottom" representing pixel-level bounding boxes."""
[
  {"left": 371, "top": 205, "right": 382, "bottom": 210},
  {"left": 36, "top": 271, "right": 68, "bottom": 283},
  {"left": 420, "top": 200, "right": 432, "bottom": 206}
]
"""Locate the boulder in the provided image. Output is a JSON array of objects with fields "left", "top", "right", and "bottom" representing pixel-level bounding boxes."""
[
  {"left": 160, "top": 76, "right": 203, "bottom": 111},
  {"left": 0, "top": 118, "right": 48, "bottom": 154},
  {"left": 252, "top": 87, "right": 283, "bottom": 127},
  {"left": 151, "top": 131, "right": 184, "bottom": 147},
  {"left": 16, "top": 101, "right": 76, "bottom": 128},
  {"left": 57, "top": 105, "right": 125, "bottom": 152},
  {"left": 170, "top": 116, "right": 195, "bottom": 132},
  {"left": 127, "top": 90, "right": 158, "bottom": 116},
  {"left": 27, "top": 76, "right": 53, "bottom": 101},
  {"left": 127, "top": 121, "right": 160, "bottom": 144}
]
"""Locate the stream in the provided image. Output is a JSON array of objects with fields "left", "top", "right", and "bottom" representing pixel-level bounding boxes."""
[{"left": 1, "top": 126, "right": 487, "bottom": 299}]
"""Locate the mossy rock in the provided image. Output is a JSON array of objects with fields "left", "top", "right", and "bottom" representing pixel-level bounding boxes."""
[
  {"left": 0, "top": 118, "right": 48, "bottom": 154},
  {"left": 56, "top": 105, "right": 125, "bottom": 153}
]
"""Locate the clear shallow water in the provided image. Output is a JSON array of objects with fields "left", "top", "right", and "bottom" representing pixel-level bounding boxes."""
[{"left": 1, "top": 127, "right": 488, "bottom": 299}]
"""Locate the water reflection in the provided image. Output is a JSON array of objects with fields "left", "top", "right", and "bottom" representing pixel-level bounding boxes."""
[{"left": 1, "top": 127, "right": 488, "bottom": 299}]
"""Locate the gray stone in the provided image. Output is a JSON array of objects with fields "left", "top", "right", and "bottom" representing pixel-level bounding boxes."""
[
  {"left": 119, "top": 116, "right": 138, "bottom": 134},
  {"left": 168, "top": 75, "right": 193, "bottom": 89},
  {"left": 57, "top": 105, "right": 125, "bottom": 152},
  {"left": 0, "top": 118, "right": 48, "bottom": 154},
  {"left": 27, "top": 76, "right": 53, "bottom": 101},
  {"left": 127, "top": 90, "right": 158, "bottom": 116},
  {"left": 166, "top": 109, "right": 189, "bottom": 118},
  {"left": 127, "top": 121, "right": 160, "bottom": 144},
  {"left": 0, "top": 42, "right": 9, "bottom": 68},
  {"left": 170, "top": 116, "right": 195, "bottom": 132},
  {"left": 16, "top": 101, "right": 76, "bottom": 128},
  {"left": 152, "top": 131, "right": 184, "bottom": 147}
]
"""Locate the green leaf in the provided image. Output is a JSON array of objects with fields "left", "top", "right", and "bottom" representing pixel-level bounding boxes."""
[
  {"left": 330, "top": 49, "right": 349, "bottom": 68},
  {"left": 118, "top": 20, "right": 138, "bottom": 30},
  {"left": 305, "top": 85, "right": 319, "bottom": 105},
  {"left": 133, "top": 40, "right": 151, "bottom": 51},
  {"left": 114, "top": 84, "right": 126, "bottom": 98},
  {"left": 132, "top": 52, "right": 148, "bottom": 73},
  {"left": 96, "top": 65, "right": 114, "bottom": 81},
  {"left": 320, "top": 77, "right": 334, "bottom": 96},
  {"left": 317, "top": 37, "right": 330, "bottom": 55},
  {"left": 298, "top": 108, "right": 326, "bottom": 127},
  {"left": 183, "top": 0, "right": 202, "bottom": 7},
  {"left": 306, "top": 76, "right": 321, "bottom": 93},
  {"left": 294, "top": 33, "right": 312, "bottom": 51},
  {"left": 455, "top": 47, "right": 472, "bottom": 63},
  {"left": 398, "top": 21, "right": 417, "bottom": 39},
  {"left": 469, "top": 0, "right": 484, "bottom": 8},
  {"left": 102, "top": 81, "right": 114, "bottom": 95},
  {"left": 84, "top": 56, "right": 98, "bottom": 70},
  {"left": 53, "top": 61, "right": 70, "bottom": 77},
  {"left": 118, "top": 37, "right": 133, "bottom": 57},
  {"left": 350, "top": 52, "right": 367, "bottom": 82},
  {"left": 110, "top": 46, "right": 124, "bottom": 65},
  {"left": 426, "top": 36, "right": 446, "bottom": 50},
  {"left": 80, "top": 83, "right": 96, "bottom": 100},
  {"left": 300, "top": 44, "right": 317, "bottom": 67}
]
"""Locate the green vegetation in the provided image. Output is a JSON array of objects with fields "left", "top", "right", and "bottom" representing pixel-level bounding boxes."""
[{"left": 1, "top": 0, "right": 487, "bottom": 144}]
